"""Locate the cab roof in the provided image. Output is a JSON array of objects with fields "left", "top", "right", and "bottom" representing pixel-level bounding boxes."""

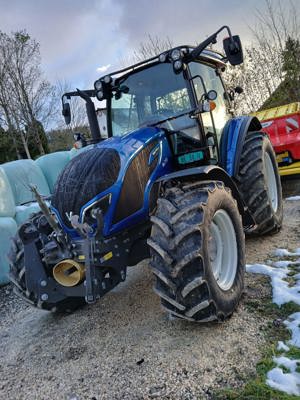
[{"left": 98, "top": 46, "right": 226, "bottom": 82}]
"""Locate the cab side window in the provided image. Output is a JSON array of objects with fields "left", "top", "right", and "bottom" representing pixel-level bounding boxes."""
[
  {"left": 189, "top": 62, "right": 230, "bottom": 141},
  {"left": 111, "top": 92, "right": 139, "bottom": 136}
]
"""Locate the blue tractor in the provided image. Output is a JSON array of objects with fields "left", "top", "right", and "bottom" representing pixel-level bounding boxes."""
[{"left": 9, "top": 26, "right": 283, "bottom": 322}]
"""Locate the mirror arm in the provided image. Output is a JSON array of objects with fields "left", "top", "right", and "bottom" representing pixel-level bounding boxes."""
[
  {"left": 61, "top": 89, "right": 102, "bottom": 142},
  {"left": 62, "top": 89, "right": 96, "bottom": 100},
  {"left": 76, "top": 89, "right": 102, "bottom": 143},
  {"left": 190, "top": 25, "right": 234, "bottom": 59}
]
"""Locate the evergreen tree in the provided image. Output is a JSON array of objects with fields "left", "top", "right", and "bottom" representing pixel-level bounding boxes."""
[
  {"left": 26, "top": 119, "right": 49, "bottom": 158},
  {"left": 260, "top": 37, "right": 300, "bottom": 110},
  {"left": 0, "top": 127, "right": 16, "bottom": 163},
  {"left": 282, "top": 36, "right": 300, "bottom": 101}
]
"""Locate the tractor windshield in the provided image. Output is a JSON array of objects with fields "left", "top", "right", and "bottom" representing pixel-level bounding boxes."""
[{"left": 110, "top": 63, "right": 194, "bottom": 137}]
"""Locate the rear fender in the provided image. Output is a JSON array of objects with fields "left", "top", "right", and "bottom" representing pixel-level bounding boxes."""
[
  {"left": 156, "top": 165, "right": 255, "bottom": 228},
  {"left": 220, "top": 116, "right": 262, "bottom": 177}
]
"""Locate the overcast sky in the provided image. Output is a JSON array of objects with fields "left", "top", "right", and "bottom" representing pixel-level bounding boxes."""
[{"left": 0, "top": 0, "right": 263, "bottom": 89}]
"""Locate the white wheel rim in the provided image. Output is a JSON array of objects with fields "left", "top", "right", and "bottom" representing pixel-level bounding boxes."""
[
  {"left": 264, "top": 152, "right": 278, "bottom": 212},
  {"left": 209, "top": 209, "right": 238, "bottom": 291}
]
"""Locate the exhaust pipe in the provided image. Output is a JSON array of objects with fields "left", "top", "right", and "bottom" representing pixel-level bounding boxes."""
[{"left": 53, "top": 259, "right": 85, "bottom": 287}]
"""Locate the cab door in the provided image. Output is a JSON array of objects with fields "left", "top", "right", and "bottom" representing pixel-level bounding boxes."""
[{"left": 189, "top": 61, "right": 231, "bottom": 162}]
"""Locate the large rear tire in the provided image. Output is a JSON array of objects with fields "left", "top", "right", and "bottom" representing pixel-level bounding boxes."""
[
  {"left": 148, "top": 181, "right": 245, "bottom": 322},
  {"left": 236, "top": 131, "right": 283, "bottom": 235}
]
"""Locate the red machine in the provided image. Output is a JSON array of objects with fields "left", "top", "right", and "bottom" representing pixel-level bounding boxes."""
[{"left": 252, "top": 102, "right": 300, "bottom": 175}]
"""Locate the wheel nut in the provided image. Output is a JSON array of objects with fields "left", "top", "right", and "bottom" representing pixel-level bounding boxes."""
[{"left": 41, "top": 293, "right": 48, "bottom": 301}]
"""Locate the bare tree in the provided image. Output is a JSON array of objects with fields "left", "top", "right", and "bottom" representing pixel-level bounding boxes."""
[
  {"left": 224, "top": 0, "right": 300, "bottom": 115},
  {"left": 0, "top": 33, "right": 29, "bottom": 158},
  {"left": 0, "top": 30, "right": 55, "bottom": 157},
  {"left": 252, "top": 0, "right": 299, "bottom": 53},
  {"left": 119, "top": 34, "right": 173, "bottom": 67},
  {"left": 132, "top": 35, "right": 173, "bottom": 62}
]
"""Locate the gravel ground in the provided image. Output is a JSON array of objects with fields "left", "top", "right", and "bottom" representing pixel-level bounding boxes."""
[{"left": 0, "top": 177, "right": 299, "bottom": 400}]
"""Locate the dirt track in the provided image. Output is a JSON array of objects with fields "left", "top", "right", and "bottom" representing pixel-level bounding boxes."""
[{"left": 0, "top": 177, "right": 299, "bottom": 400}]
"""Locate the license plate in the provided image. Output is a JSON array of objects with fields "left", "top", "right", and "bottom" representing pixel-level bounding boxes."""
[{"left": 178, "top": 151, "right": 204, "bottom": 164}]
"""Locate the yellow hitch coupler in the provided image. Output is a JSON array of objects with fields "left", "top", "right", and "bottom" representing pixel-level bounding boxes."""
[{"left": 53, "top": 259, "right": 85, "bottom": 287}]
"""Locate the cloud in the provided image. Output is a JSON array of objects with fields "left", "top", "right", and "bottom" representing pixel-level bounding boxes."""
[
  {"left": 0, "top": 0, "right": 262, "bottom": 88},
  {"left": 0, "top": 0, "right": 124, "bottom": 87},
  {"left": 96, "top": 64, "right": 111, "bottom": 73}
]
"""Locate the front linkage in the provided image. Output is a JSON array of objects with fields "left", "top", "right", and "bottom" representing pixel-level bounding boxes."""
[{"left": 13, "top": 192, "right": 150, "bottom": 310}]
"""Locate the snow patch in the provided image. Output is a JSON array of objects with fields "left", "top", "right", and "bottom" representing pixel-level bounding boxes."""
[
  {"left": 246, "top": 262, "right": 300, "bottom": 306},
  {"left": 272, "top": 248, "right": 300, "bottom": 257},
  {"left": 267, "top": 366, "right": 300, "bottom": 396},
  {"left": 286, "top": 195, "right": 300, "bottom": 201},
  {"left": 284, "top": 312, "right": 300, "bottom": 347},
  {"left": 273, "top": 260, "right": 300, "bottom": 268},
  {"left": 247, "top": 248, "right": 300, "bottom": 395},
  {"left": 277, "top": 341, "right": 289, "bottom": 352}
]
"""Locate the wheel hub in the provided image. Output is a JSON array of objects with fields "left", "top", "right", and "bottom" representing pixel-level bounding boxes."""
[
  {"left": 264, "top": 152, "right": 278, "bottom": 212},
  {"left": 209, "top": 209, "right": 238, "bottom": 291}
]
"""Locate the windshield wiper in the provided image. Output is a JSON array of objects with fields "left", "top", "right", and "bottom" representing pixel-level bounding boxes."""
[
  {"left": 161, "top": 126, "right": 204, "bottom": 146},
  {"left": 148, "top": 108, "right": 196, "bottom": 127}
]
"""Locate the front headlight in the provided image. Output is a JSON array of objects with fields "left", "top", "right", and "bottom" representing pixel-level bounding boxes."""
[
  {"left": 94, "top": 79, "right": 102, "bottom": 90},
  {"left": 103, "top": 75, "right": 112, "bottom": 84},
  {"left": 96, "top": 89, "right": 104, "bottom": 100},
  {"left": 170, "top": 49, "right": 182, "bottom": 61},
  {"left": 173, "top": 60, "right": 183, "bottom": 70},
  {"left": 173, "top": 60, "right": 185, "bottom": 74},
  {"left": 159, "top": 52, "right": 167, "bottom": 63}
]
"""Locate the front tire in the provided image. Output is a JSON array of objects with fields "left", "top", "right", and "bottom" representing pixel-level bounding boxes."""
[
  {"left": 148, "top": 181, "right": 245, "bottom": 322},
  {"left": 236, "top": 131, "right": 283, "bottom": 235}
]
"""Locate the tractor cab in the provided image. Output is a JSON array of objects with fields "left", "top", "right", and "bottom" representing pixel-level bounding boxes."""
[
  {"left": 94, "top": 46, "right": 237, "bottom": 167},
  {"left": 62, "top": 26, "right": 243, "bottom": 168}
]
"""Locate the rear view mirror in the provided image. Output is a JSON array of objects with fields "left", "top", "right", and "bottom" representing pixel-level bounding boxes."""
[
  {"left": 223, "top": 35, "right": 243, "bottom": 65},
  {"left": 62, "top": 102, "right": 71, "bottom": 125}
]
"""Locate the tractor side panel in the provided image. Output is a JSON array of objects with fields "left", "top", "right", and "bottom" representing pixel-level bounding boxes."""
[
  {"left": 106, "top": 134, "right": 172, "bottom": 236},
  {"left": 113, "top": 140, "right": 158, "bottom": 224}
]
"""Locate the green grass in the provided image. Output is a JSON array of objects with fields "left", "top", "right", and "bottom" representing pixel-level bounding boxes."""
[
  {"left": 287, "top": 268, "right": 300, "bottom": 277},
  {"left": 215, "top": 381, "right": 298, "bottom": 400},
  {"left": 213, "top": 291, "right": 300, "bottom": 399},
  {"left": 283, "top": 276, "right": 297, "bottom": 287},
  {"left": 278, "top": 365, "right": 291, "bottom": 374},
  {"left": 214, "top": 346, "right": 298, "bottom": 400},
  {"left": 285, "top": 346, "right": 300, "bottom": 360}
]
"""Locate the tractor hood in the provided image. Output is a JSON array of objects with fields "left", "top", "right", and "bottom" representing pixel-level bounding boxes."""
[
  {"left": 51, "top": 126, "right": 172, "bottom": 238},
  {"left": 94, "top": 126, "right": 163, "bottom": 160}
]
